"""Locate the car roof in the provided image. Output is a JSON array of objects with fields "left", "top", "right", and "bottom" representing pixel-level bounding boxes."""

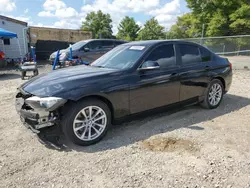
[
  {"left": 83, "top": 39, "right": 127, "bottom": 43},
  {"left": 122, "top": 40, "right": 200, "bottom": 47}
]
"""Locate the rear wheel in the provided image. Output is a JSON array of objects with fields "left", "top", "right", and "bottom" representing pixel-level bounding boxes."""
[
  {"left": 62, "top": 99, "right": 111, "bottom": 146},
  {"left": 201, "top": 79, "right": 224, "bottom": 109}
]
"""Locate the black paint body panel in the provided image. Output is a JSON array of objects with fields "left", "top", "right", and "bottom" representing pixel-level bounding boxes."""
[{"left": 20, "top": 40, "right": 233, "bottom": 120}]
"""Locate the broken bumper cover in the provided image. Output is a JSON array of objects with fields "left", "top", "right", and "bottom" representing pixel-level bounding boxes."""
[
  {"left": 15, "top": 90, "right": 67, "bottom": 133},
  {"left": 18, "top": 109, "right": 55, "bottom": 133}
]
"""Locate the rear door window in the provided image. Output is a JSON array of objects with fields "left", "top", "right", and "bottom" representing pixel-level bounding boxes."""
[
  {"left": 200, "top": 47, "right": 212, "bottom": 62},
  {"left": 102, "top": 40, "right": 114, "bottom": 49},
  {"left": 179, "top": 44, "right": 201, "bottom": 65},
  {"left": 87, "top": 41, "right": 102, "bottom": 50},
  {"left": 114, "top": 41, "right": 125, "bottom": 46}
]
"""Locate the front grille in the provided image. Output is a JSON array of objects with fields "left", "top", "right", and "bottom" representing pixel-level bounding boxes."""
[
  {"left": 23, "top": 103, "right": 33, "bottom": 110},
  {"left": 16, "top": 89, "right": 55, "bottom": 131}
]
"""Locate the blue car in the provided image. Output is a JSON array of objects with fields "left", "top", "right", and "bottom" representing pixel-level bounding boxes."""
[{"left": 49, "top": 39, "right": 127, "bottom": 65}]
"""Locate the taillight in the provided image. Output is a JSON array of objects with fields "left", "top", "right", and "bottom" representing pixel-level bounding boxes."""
[{"left": 229, "top": 62, "right": 232, "bottom": 70}]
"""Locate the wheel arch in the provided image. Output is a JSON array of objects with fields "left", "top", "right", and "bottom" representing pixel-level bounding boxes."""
[
  {"left": 213, "top": 76, "right": 226, "bottom": 90},
  {"left": 67, "top": 95, "right": 115, "bottom": 123}
]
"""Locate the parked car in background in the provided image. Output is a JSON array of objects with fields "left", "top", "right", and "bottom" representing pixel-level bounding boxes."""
[
  {"left": 16, "top": 40, "right": 232, "bottom": 146},
  {"left": 49, "top": 39, "right": 127, "bottom": 64}
]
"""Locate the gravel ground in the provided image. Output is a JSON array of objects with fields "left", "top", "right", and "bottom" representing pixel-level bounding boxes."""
[{"left": 0, "top": 66, "right": 250, "bottom": 188}]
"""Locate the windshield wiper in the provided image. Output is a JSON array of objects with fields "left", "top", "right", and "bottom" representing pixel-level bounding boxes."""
[{"left": 92, "top": 65, "right": 105, "bottom": 68}]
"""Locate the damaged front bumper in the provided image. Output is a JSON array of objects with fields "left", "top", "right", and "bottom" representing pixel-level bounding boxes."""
[
  {"left": 18, "top": 108, "right": 56, "bottom": 133},
  {"left": 15, "top": 89, "right": 66, "bottom": 133}
]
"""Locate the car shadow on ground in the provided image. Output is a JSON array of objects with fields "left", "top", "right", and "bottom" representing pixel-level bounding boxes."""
[
  {"left": 38, "top": 94, "right": 250, "bottom": 152},
  {"left": 0, "top": 73, "right": 20, "bottom": 80}
]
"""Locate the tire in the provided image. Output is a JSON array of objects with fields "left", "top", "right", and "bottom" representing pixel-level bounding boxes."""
[
  {"left": 33, "top": 70, "right": 39, "bottom": 76},
  {"left": 62, "top": 99, "right": 111, "bottom": 146},
  {"left": 21, "top": 71, "right": 26, "bottom": 80},
  {"left": 201, "top": 79, "right": 224, "bottom": 109}
]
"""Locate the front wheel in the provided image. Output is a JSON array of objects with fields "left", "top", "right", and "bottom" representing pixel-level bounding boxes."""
[
  {"left": 62, "top": 99, "right": 111, "bottom": 146},
  {"left": 201, "top": 79, "right": 224, "bottom": 109},
  {"left": 21, "top": 71, "right": 26, "bottom": 80},
  {"left": 33, "top": 69, "right": 39, "bottom": 76}
]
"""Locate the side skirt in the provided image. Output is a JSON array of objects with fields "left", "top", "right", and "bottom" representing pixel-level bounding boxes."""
[{"left": 113, "top": 97, "right": 199, "bottom": 124}]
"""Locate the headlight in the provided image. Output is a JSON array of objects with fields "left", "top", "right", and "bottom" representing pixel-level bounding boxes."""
[
  {"left": 25, "top": 96, "right": 67, "bottom": 111},
  {"left": 59, "top": 52, "right": 67, "bottom": 61}
]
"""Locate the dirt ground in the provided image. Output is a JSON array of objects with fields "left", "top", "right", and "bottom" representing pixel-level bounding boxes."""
[
  {"left": 226, "top": 56, "right": 250, "bottom": 70},
  {"left": 0, "top": 66, "right": 250, "bottom": 188}
]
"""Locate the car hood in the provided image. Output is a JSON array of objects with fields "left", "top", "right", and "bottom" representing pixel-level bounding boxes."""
[
  {"left": 20, "top": 65, "right": 118, "bottom": 97},
  {"left": 50, "top": 49, "right": 68, "bottom": 57}
]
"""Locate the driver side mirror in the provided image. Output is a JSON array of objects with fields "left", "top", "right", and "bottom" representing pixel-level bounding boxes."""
[
  {"left": 83, "top": 47, "right": 90, "bottom": 52},
  {"left": 139, "top": 61, "right": 160, "bottom": 71}
]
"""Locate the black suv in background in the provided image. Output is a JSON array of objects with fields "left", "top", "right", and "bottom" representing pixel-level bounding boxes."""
[{"left": 49, "top": 39, "right": 127, "bottom": 64}]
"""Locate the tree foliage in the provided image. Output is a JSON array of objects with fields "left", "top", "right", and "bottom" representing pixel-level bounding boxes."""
[
  {"left": 229, "top": 4, "right": 250, "bottom": 35},
  {"left": 81, "top": 10, "right": 113, "bottom": 39},
  {"left": 117, "top": 16, "right": 140, "bottom": 41},
  {"left": 166, "top": 13, "right": 200, "bottom": 39},
  {"left": 167, "top": 0, "right": 250, "bottom": 39},
  {"left": 137, "top": 18, "right": 166, "bottom": 40}
]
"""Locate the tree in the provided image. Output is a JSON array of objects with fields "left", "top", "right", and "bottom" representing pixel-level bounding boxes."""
[
  {"left": 137, "top": 18, "right": 166, "bottom": 40},
  {"left": 229, "top": 4, "right": 250, "bottom": 35},
  {"left": 168, "top": 0, "right": 250, "bottom": 38},
  {"left": 166, "top": 13, "right": 200, "bottom": 39},
  {"left": 81, "top": 10, "right": 113, "bottom": 39},
  {"left": 117, "top": 16, "right": 140, "bottom": 41}
]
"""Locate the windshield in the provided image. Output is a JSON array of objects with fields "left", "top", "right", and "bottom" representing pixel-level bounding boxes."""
[
  {"left": 67, "top": 40, "right": 87, "bottom": 51},
  {"left": 91, "top": 45, "right": 147, "bottom": 69}
]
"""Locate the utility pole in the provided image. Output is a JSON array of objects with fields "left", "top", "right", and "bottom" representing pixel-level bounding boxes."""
[{"left": 201, "top": 23, "right": 205, "bottom": 45}]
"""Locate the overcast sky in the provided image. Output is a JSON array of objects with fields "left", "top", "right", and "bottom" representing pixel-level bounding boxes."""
[{"left": 0, "top": 0, "right": 189, "bottom": 34}]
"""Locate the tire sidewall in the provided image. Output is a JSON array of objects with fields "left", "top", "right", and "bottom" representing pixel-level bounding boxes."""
[
  {"left": 62, "top": 99, "right": 111, "bottom": 146},
  {"left": 206, "top": 79, "right": 224, "bottom": 109},
  {"left": 33, "top": 70, "right": 39, "bottom": 76},
  {"left": 21, "top": 71, "right": 25, "bottom": 80}
]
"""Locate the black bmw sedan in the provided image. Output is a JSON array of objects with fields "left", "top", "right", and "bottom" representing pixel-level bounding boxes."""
[{"left": 15, "top": 40, "right": 233, "bottom": 146}]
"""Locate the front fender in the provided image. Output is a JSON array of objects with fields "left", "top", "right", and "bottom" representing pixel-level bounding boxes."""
[{"left": 55, "top": 86, "right": 130, "bottom": 119}]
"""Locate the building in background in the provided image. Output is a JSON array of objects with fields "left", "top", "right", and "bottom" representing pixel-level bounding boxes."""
[
  {"left": 28, "top": 27, "right": 92, "bottom": 60},
  {"left": 29, "top": 27, "right": 92, "bottom": 46},
  {"left": 0, "top": 15, "right": 92, "bottom": 61},
  {"left": 0, "top": 15, "right": 28, "bottom": 60}
]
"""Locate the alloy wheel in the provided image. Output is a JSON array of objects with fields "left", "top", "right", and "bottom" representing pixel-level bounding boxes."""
[
  {"left": 73, "top": 106, "right": 107, "bottom": 141},
  {"left": 208, "top": 83, "right": 222, "bottom": 106}
]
